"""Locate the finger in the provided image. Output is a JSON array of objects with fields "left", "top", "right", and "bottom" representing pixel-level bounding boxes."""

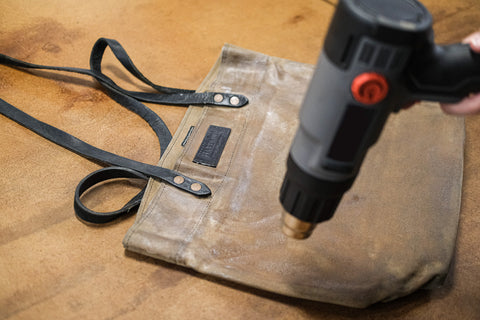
[
  {"left": 440, "top": 93, "right": 480, "bottom": 115},
  {"left": 462, "top": 31, "right": 480, "bottom": 53}
]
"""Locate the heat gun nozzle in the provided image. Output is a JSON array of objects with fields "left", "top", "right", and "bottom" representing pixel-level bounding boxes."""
[{"left": 281, "top": 212, "right": 316, "bottom": 239}]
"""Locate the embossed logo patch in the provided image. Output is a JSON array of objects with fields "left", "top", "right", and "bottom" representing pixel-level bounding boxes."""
[{"left": 193, "top": 125, "right": 231, "bottom": 168}]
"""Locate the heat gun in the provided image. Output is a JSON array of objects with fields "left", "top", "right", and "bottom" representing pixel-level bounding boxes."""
[{"left": 280, "top": 0, "right": 480, "bottom": 239}]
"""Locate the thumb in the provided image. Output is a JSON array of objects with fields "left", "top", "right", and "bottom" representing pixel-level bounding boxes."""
[{"left": 462, "top": 31, "right": 480, "bottom": 53}]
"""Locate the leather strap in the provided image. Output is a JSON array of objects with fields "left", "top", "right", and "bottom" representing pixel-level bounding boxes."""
[{"left": 0, "top": 38, "right": 248, "bottom": 224}]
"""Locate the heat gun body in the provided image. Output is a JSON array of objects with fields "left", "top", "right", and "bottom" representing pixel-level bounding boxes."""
[{"left": 280, "top": 0, "right": 480, "bottom": 239}]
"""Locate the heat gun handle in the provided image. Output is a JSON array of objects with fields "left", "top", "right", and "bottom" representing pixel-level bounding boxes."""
[{"left": 408, "top": 43, "right": 480, "bottom": 103}]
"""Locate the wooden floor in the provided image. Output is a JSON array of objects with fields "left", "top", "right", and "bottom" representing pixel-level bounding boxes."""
[{"left": 1, "top": 0, "right": 479, "bottom": 319}]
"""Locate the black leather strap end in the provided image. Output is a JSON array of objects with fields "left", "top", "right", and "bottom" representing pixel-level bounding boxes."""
[{"left": 202, "top": 92, "right": 249, "bottom": 108}]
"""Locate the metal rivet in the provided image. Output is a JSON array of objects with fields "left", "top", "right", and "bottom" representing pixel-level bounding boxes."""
[
  {"left": 190, "top": 183, "right": 202, "bottom": 192},
  {"left": 214, "top": 94, "right": 224, "bottom": 103},
  {"left": 174, "top": 176, "right": 185, "bottom": 184},
  {"left": 229, "top": 96, "right": 240, "bottom": 106}
]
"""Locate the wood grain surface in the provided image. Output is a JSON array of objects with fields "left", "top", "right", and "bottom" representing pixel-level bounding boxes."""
[{"left": 1, "top": 0, "right": 479, "bottom": 319}]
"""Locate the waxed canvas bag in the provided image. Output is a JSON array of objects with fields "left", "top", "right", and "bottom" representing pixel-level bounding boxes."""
[{"left": 123, "top": 44, "right": 464, "bottom": 308}]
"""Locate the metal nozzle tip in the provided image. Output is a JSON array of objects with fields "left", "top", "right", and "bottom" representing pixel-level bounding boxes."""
[{"left": 281, "top": 212, "right": 316, "bottom": 239}]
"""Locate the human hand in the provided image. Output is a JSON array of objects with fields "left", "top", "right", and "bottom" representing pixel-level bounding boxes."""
[{"left": 440, "top": 31, "right": 480, "bottom": 115}]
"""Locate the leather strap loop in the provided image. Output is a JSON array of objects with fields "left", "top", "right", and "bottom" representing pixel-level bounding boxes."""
[{"left": 74, "top": 167, "right": 148, "bottom": 224}]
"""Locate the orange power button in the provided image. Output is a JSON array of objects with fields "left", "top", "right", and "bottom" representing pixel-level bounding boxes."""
[{"left": 351, "top": 72, "right": 389, "bottom": 105}]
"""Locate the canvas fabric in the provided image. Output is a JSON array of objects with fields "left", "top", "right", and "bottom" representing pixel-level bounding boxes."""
[{"left": 123, "top": 44, "right": 464, "bottom": 308}]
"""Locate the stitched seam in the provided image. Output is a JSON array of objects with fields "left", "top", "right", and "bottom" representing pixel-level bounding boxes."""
[
  {"left": 174, "top": 49, "right": 270, "bottom": 264},
  {"left": 174, "top": 111, "right": 249, "bottom": 264},
  {"left": 172, "top": 46, "right": 231, "bottom": 263},
  {"left": 124, "top": 183, "right": 166, "bottom": 246},
  {"left": 124, "top": 107, "right": 199, "bottom": 246}
]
